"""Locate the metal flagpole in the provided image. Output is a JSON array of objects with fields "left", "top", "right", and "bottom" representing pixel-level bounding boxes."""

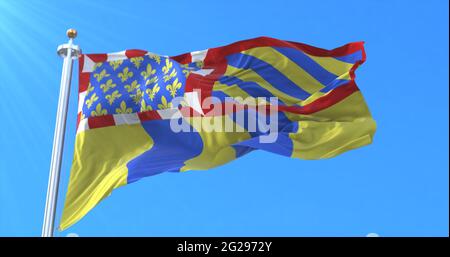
[{"left": 42, "top": 29, "right": 81, "bottom": 237}]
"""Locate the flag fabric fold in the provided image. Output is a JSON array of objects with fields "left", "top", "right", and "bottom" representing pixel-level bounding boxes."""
[{"left": 60, "top": 37, "right": 376, "bottom": 230}]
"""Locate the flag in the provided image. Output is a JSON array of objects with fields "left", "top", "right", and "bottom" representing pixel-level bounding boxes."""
[{"left": 60, "top": 37, "right": 376, "bottom": 230}]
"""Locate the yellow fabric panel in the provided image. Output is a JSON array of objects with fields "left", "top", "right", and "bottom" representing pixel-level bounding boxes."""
[
  {"left": 59, "top": 124, "right": 153, "bottom": 230},
  {"left": 242, "top": 47, "right": 324, "bottom": 93},
  {"left": 181, "top": 116, "right": 251, "bottom": 171},
  {"left": 289, "top": 92, "right": 376, "bottom": 159},
  {"left": 303, "top": 91, "right": 373, "bottom": 121},
  {"left": 224, "top": 65, "right": 303, "bottom": 106},
  {"left": 305, "top": 54, "right": 354, "bottom": 77}
]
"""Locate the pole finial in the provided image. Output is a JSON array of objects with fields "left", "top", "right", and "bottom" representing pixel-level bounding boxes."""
[
  {"left": 57, "top": 30, "right": 81, "bottom": 58},
  {"left": 66, "top": 28, "right": 77, "bottom": 39}
]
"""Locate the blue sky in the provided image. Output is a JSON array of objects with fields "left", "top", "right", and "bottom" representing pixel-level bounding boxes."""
[{"left": 0, "top": 0, "right": 448, "bottom": 236}]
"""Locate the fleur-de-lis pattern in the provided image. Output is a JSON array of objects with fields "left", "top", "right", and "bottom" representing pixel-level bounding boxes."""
[
  {"left": 130, "top": 57, "right": 144, "bottom": 69},
  {"left": 105, "top": 90, "right": 122, "bottom": 105},
  {"left": 91, "top": 103, "right": 107, "bottom": 116},
  {"left": 93, "top": 69, "right": 110, "bottom": 82},
  {"left": 86, "top": 93, "right": 98, "bottom": 109},
  {"left": 93, "top": 62, "right": 103, "bottom": 71},
  {"left": 118, "top": 67, "right": 133, "bottom": 82},
  {"left": 145, "top": 83, "right": 160, "bottom": 101},
  {"left": 182, "top": 69, "right": 190, "bottom": 77},
  {"left": 158, "top": 95, "right": 172, "bottom": 109},
  {"left": 141, "top": 63, "right": 156, "bottom": 80},
  {"left": 163, "top": 69, "right": 177, "bottom": 82},
  {"left": 162, "top": 59, "right": 173, "bottom": 74},
  {"left": 109, "top": 60, "right": 123, "bottom": 71},
  {"left": 87, "top": 83, "right": 95, "bottom": 93},
  {"left": 82, "top": 54, "right": 194, "bottom": 118},
  {"left": 166, "top": 78, "right": 182, "bottom": 98},
  {"left": 100, "top": 79, "right": 116, "bottom": 93},
  {"left": 115, "top": 101, "right": 132, "bottom": 114},
  {"left": 130, "top": 88, "right": 144, "bottom": 105},
  {"left": 140, "top": 99, "right": 153, "bottom": 112},
  {"left": 148, "top": 54, "right": 161, "bottom": 64},
  {"left": 125, "top": 80, "right": 139, "bottom": 93}
]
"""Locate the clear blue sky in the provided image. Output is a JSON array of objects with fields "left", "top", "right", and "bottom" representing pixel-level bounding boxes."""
[{"left": 0, "top": 0, "right": 448, "bottom": 237}]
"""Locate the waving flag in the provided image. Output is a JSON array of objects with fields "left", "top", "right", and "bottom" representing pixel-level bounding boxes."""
[{"left": 60, "top": 37, "right": 376, "bottom": 230}]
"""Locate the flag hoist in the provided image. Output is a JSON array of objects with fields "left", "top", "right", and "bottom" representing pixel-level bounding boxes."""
[{"left": 42, "top": 29, "right": 80, "bottom": 237}]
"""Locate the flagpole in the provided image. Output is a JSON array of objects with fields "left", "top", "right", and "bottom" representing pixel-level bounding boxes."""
[{"left": 42, "top": 29, "right": 80, "bottom": 237}]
